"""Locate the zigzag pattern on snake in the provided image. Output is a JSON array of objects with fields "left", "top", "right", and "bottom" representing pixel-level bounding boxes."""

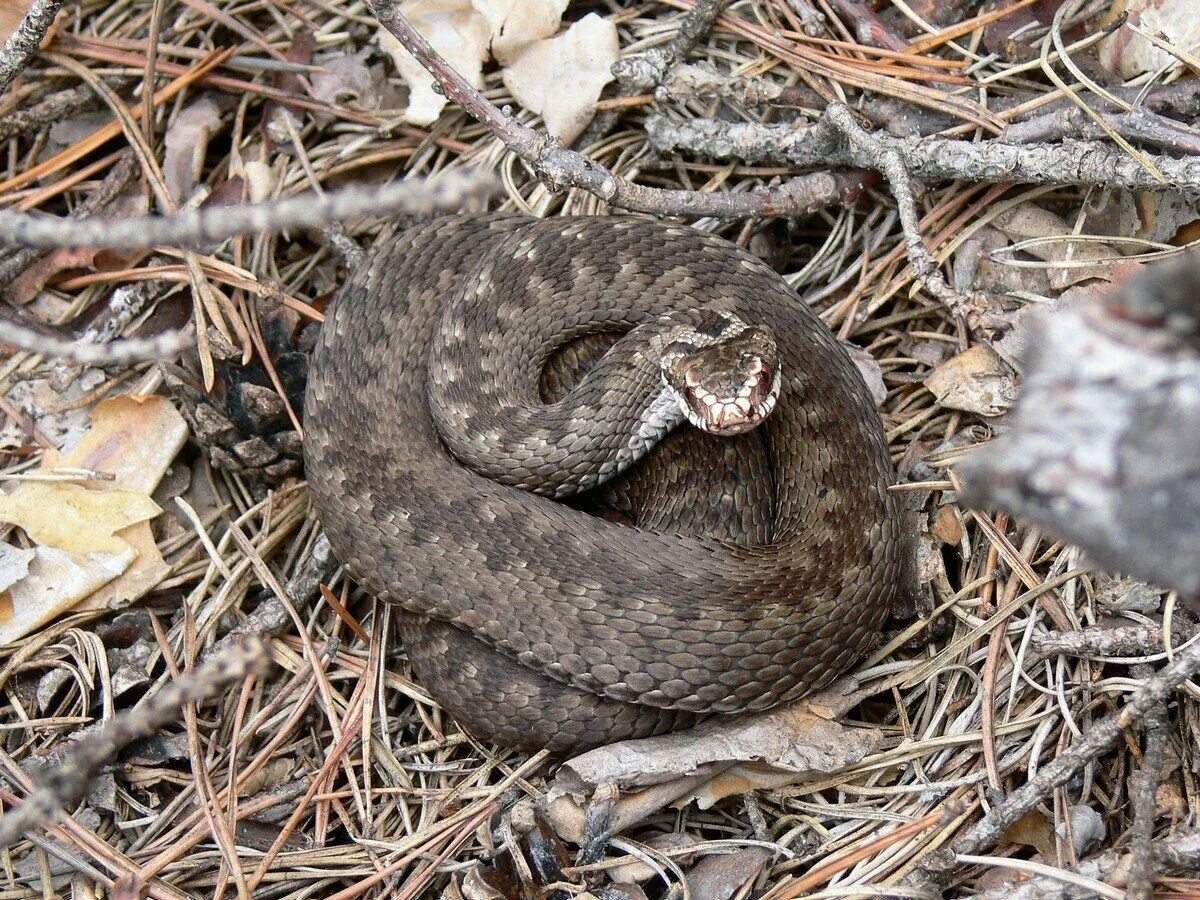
[{"left": 303, "top": 215, "right": 911, "bottom": 753}]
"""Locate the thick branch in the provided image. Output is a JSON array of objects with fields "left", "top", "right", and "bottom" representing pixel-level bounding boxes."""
[
  {"left": 960, "top": 256, "right": 1200, "bottom": 598},
  {"left": 0, "top": 171, "right": 497, "bottom": 250},
  {"left": 647, "top": 114, "right": 1200, "bottom": 196}
]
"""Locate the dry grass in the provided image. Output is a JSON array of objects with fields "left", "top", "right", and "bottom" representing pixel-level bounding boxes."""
[{"left": 0, "top": 0, "right": 1195, "bottom": 896}]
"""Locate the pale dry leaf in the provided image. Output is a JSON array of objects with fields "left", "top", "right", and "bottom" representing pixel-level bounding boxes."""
[
  {"left": 991, "top": 203, "right": 1115, "bottom": 291},
  {"left": 311, "top": 49, "right": 384, "bottom": 110},
  {"left": 0, "top": 545, "right": 132, "bottom": 645},
  {"left": 379, "top": 0, "right": 491, "bottom": 125},
  {"left": 501, "top": 13, "right": 618, "bottom": 142},
  {"left": 0, "top": 544, "right": 34, "bottom": 594},
  {"left": 474, "top": 0, "right": 568, "bottom": 65},
  {"left": 925, "top": 345, "right": 1017, "bottom": 417},
  {"left": 163, "top": 94, "right": 224, "bottom": 203},
  {"left": 0, "top": 482, "right": 160, "bottom": 555},
  {"left": 50, "top": 394, "right": 187, "bottom": 612},
  {"left": 0, "top": 395, "right": 187, "bottom": 638},
  {"left": 241, "top": 160, "right": 278, "bottom": 204},
  {"left": 547, "top": 679, "right": 875, "bottom": 840},
  {"left": 1099, "top": 0, "right": 1200, "bottom": 79},
  {"left": 43, "top": 394, "right": 189, "bottom": 494},
  {"left": 842, "top": 342, "right": 886, "bottom": 407}
]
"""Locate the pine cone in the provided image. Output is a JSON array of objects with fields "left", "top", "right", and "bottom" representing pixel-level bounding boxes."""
[{"left": 166, "top": 302, "right": 313, "bottom": 481}]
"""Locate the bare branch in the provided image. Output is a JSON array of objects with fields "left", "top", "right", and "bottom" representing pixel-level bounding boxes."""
[
  {"left": 646, "top": 113, "right": 1200, "bottom": 196},
  {"left": 1127, "top": 679, "right": 1168, "bottom": 900},
  {"left": 0, "top": 0, "right": 67, "bottom": 97},
  {"left": 0, "top": 316, "right": 190, "bottom": 365},
  {"left": 1030, "top": 623, "right": 1187, "bottom": 658},
  {"left": 0, "top": 170, "right": 498, "bottom": 250},
  {"left": 822, "top": 103, "right": 985, "bottom": 319},
  {"left": 365, "top": 0, "right": 861, "bottom": 219},
  {"left": 611, "top": 0, "right": 735, "bottom": 92}
]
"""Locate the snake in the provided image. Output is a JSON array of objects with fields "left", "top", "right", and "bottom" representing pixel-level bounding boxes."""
[{"left": 303, "top": 215, "right": 911, "bottom": 754}]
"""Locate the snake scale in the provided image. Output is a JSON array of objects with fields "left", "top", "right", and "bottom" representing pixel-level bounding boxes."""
[{"left": 304, "top": 215, "right": 911, "bottom": 753}]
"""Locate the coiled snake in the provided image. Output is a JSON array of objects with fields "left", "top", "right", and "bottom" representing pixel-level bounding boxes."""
[{"left": 304, "top": 216, "right": 910, "bottom": 753}]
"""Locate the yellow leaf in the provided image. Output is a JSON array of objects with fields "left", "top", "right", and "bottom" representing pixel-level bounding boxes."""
[{"left": 0, "top": 482, "right": 161, "bottom": 555}]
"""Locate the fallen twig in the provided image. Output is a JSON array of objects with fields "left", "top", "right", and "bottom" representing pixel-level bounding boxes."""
[
  {"left": 1126, "top": 676, "right": 1168, "bottom": 900},
  {"left": 580, "top": 0, "right": 734, "bottom": 147},
  {"left": 1030, "top": 623, "right": 1188, "bottom": 658},
  {"left": 0, "top": 317, "right": 189, "bottom": 365},
  {"left": 646, "top": 113, "right": 1200, "bottom": 195},
  {"left": 0, "top": 170, "right": 497, "bottom": 250},
  {"left": 822, "top": 102, "right": 985, "bottom": 318}
]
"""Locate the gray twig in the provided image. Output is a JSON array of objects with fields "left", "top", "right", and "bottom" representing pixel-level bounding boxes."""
[
  {"left": 0, "top": 153, "right": 139, "bottom": 292},
  {"left": 581, "top": 0, "right": 734, "bottom": 148},
  {"left": 646, "top": 113, "right": 1200, "bottom": 196},
  {"left": 612, "top": 0, "right": 734, "bottom": 92},
  {"left": 0, "top": 0, "right": 67, "bottom": 97},
  {"left": 0, "top": 171, "right": 497, "bottom": 250},
  {"left": 0, "top": 319, "right": 190, "bottom": 366},
  {"left": 912, "top": 639, "right": 1200, "bottom": 887},
  {"left": 366, "top": 0, "right": 861, "bottom": 219},
  {"left": 822, "top": 103, "right": 985, "bottom": 318},
  {"left": 1126, "top": 676, "right": 1168, "bottom": 900},
  {"left": 1030, "top": 623, "right": 1188, "bottom": 658},
  {"left": 0, "top": 635, "right": 270, "bottom": 847},
  {"left": 0, "top": 82, "right": 103, "bottom": 143}
]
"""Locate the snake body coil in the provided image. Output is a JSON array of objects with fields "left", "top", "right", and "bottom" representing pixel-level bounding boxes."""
[{"left": 304, "top": 216, "right": 910, "bottom": 753}]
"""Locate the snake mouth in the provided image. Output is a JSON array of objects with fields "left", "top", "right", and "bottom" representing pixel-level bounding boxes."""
[{"left": 680, "top": 367, "right": 782, "bottom": 436}]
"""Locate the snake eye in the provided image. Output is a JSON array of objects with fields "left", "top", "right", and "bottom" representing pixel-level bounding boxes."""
[{"left": 684, "top": 367, "right": 702, "bottom": 389}]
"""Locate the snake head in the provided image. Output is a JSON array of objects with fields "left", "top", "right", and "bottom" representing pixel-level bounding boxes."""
[{"left": 662, "top": 317, "right": 781, "bottom": 437}]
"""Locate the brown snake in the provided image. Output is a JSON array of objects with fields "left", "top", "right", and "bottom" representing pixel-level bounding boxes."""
[{"left": 304, "top": 215, "right": 911, "bottom": 753}]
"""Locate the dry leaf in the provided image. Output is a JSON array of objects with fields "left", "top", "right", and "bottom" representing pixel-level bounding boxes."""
[
  {"left": 501, "top": 13, "right": 619, "bottom": 142},
  {"left": 685, "top": 847, "right": 772, "bottom": 900},
  {"left": 843, "top": 342, "right": 886, "bottom": 406},
  {"left": 0, "top": 395, "right": 187, "bottom": 640},
  {"left": 51, "top": 394, "right": 188, "bottom": 612},
  {"left": 241, "top": 160, "right": 278, "bottom": 204},
  {"left": 0, "top": 482, "right": 160, "bottom": 555},
  {"left": 474, "top": 0, "right": 568, "bottom": 65},
  {"left": 0, "top": 545, "right": 132, "bottom": 643},
  {"left": 991, "top": 203, "right": 1116, "bottom": 291},
  {"left": 7, "top": 247, "right": 99, "bottom": 306},
  {"left": 925, "top": 345, "right": 1016, "bottom": 417},
  {"left": 44, "top": 394, "right": 189, "bottom": 494},
  {"left": 311, "top": 49, "right": 384, "bottom": 110},
  {"left": 547, "top": 679, "right": 876, "bottom": 841},
  {"left": 163, "top": 95, "right": 224, "bottom": 203},
  {"left": 379, "top": 0, "right": 491, "bottom": 125},
  {"left": 1099, "top": 0, "right": 1200, "bottom": 79}
]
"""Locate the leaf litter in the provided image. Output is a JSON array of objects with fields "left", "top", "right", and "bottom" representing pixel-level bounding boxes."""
[{"left": 0, "top": 0, "right": 1198, "bottom": 897}]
